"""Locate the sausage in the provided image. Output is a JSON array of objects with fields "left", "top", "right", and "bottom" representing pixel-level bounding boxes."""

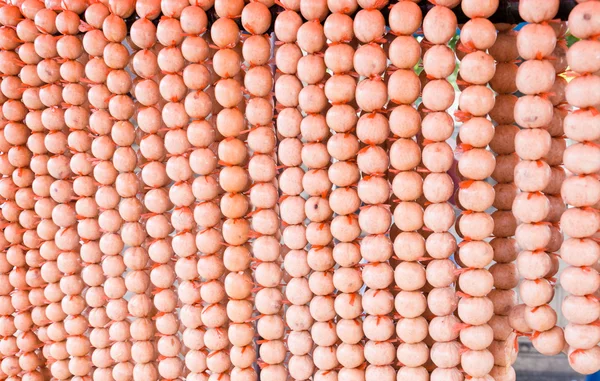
[
  {"left": 460, "top": 51, "right": 496, "bottom": 86},
  {"left": 422, "top": 79, "right": 455, "bottom": 111},
  {"left": 459, "top": 118, "right": 494, "bottom": 148},
  {"left": 389, "top": 35, "right": 421, "bottom": 70},
  {"left": 353, "top": 8, "right": 384, "bottom": 43},
  {"left": 515, "top": 60, "right": 556, "bottom": 95},
  {"left": 565, "top": 75, "right": 600, "bottom": 108},
  {"left": 517, "top": 23, "right": 557, "bottom": 61},
  {"left": 423, "top": 5, "right": 457, "bottom": 45},
  {"left": 389, "top": 1, "right": 422, "bottom": 36},
  {"left": 568, "top": 346, "right": 600, "bottom": 375},
  {"left": 568, "top": 1, "right": 600, "bottom": 39}
]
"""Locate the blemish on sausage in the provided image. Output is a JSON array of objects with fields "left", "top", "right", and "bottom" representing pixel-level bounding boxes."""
[{"left": 583, "top": 13, "right": 591, "bottom": 20}]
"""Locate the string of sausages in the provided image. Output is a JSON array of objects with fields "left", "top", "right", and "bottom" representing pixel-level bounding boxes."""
[
  {"left": 354, "top": 1, "right": 395, "bottom": 379},
  {"left": 19, "top": 2, "right": 48, "bottom": 374},
  {"left": 15, "top": 3, "right": 41, "bottom": 378},
  {"left": 275, "top": 2, "right": 313, "bottom": 380},
  {"left": 511, "top": 0, "right": 567, "bottom": 366},
  {"left": 128, "top": 2, "right": 159, "bottom": 380},
  {"left": 321, "top": 3, "right": 356, "bottom": 381},
  {"left": 58, "top": 0, "right": 92, "bottom": 378},
  {"left": 389, "top": 2, "right": 428, "bottom": 379},
  {"left": 241, "top": 1, "right": 279, "bottom": 380},
  {"left": 488, "top": 23, "right": 520, "bottom": 381},
  {"left": 207, "top": 1, "right": 240, "bottom": 379},
  {"left": 81, "top": 3, "right": 111, "bottom": 380},
  {"left": 177, "top": 2, "right": 210, "bottom": 380},
  {"left": 0, "top": 0, "right": 599, "bottom": 380},
  {"left": 421, "top": 2, "right": 463, "bottom": 381},
  {"left": 520, "top": 16, "right": 568, "bottom": 357},
  {"left": 49, "top": 2, "right": 78, "bottom": 380},
  {"left": 157, "top": 2, "right": 188, "bottom": 380},
  {"left": 296, "top": 3, "right": 339, "bottom": 380},
  {"left": 455, "top": 0, "right": 499, "bottom": 379},
  {"left": 562, "top": 0, "right": 600, "bottom": 374},
  {"left": 106, "top": 3, "right": 137, "bottom": 380},
  {"left": 2, "top": 2, "right": 30, "bottom": 381}
]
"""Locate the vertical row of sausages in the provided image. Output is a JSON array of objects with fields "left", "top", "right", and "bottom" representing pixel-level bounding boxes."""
[
  {"left": 487, "top": 23, "right": 520, "bottom": 381},
  {"left": 210, "top": 1, "right": 245, "bottom": 378},
  {"left": 153, "top": 2, "right": 189, "bottom": 380},
  {"left": 0, "top": 80, "right": 15, "bottom": 381},
  {"left": 241, "top": 2, "right": 277, "bottom": 381},
  {"left": 11, "top": 8, "right": 38, "bottom": 381},
  {"left": 186, "top": 0, "right": 217, "bottom": 377},
  {"left": 105, "top": 2, "right": 136, "bottom": 380},
  {"left": 37, "top": 4, "right": 69, "bottom": 381},
  {"left": 330, "top": 1, "right": 364, "bottom": 379},
  {"left": 181, "top": 1, "right": 214, "bottom": 379},
  {"left": 387, "top": 2, "right": 429, "bottom": 381},
  {"left": 182, "top": 20, "right": 214, "bottom": 378},
  {"left": 185, "top": 0, "right": 220, "bottom": 377},
  {"left": 0, "top": 5, "right": 14, "bottom": 379},
  {"left": 134, "top": 0, "right": 161, "bottom": 379},
  {"left": 0, "top": 4, "right": 25, "bottom": 380},
  {"left": 523, "top": 16, "right": 568, "bottom": 355},
  {"left": 48, "top": 2, "right": 75, "bottom": 378},
  {"left": 22, "top": 0, "right": 51, "bottom": 376},
  {"left": 13, "top": 3, "right": 33, "bottom": 380},
  {"left": 275, "top": 1, "right": 313, "bottom": 380},
  {"left": 0, "top": 2, "right": 15, "bottom": 378},
  {"left": 46, "top": 13, "right": 70, "bottom": 378},
  {"left": 80, "top": 3, "right": 111, "bottom": 380},
  {"left": 295, "top": 3, "right": 337, "bottom": 381},
  {"left": 128, "top": 2, "right": 160, "bottom": 380},
  {"left": 57, "top": 1, "right": 92, "bottom": 379},
  {"left": 323, "top": 2, "right": 360, "bottom": 380},
  {"left": 196, "top": 5, "right": 229, "bottom": 381},
  {"left": 212, "top": 10, "right": 247, "bottom": 374},
  {"left": 26, "top": 8, "right": 51, "bottom": 379},
  {"left": 420, "top": 2, "right": 460, "bottom": 380},
  {"left": 352, "top": 1, "right": 393, "bottom": 379},
  {"left": 323, "top": 3, "right": 357, "bottom": 380},
  {"left": 84, "top": 2, "right": 112, "bottom": 378},
  {"left": 511, "top": 0, "right": 566, "bottom": 360},
  {"left": 0, "top": 13, "right": 14, "bottom": 379},
  {"left": 561, "top": 0, "right": 600, "bottom": 374},
  {"left": 330, "top": 1, "right": 362, "bottom": 378},
  {"left": 173, "top": 2, "right": 210, "bottom": 380},
  {"left": 327, "top": 0, "right": 362, "bottom": 379},
  {"left": 454, "top": 0, "right": 499, "bottom": 379},
  {"left": 14, "top": 3, "right": 40, "bottom": 379}
]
